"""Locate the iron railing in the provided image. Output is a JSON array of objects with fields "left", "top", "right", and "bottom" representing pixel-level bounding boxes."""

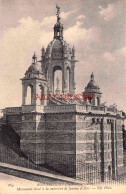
[{"left": 0, "top": 141, "right": 126, "bottom": 185}]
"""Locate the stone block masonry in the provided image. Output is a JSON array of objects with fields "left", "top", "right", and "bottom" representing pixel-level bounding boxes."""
[
  {"left": 20, "top": 113, "right": 45, "bottom": 164},
  {"left": 44, "top": 113, "right": 76, "bottom": 177},
  {"left": 4, "top": 110, "right": 125, "bottom": 180}
]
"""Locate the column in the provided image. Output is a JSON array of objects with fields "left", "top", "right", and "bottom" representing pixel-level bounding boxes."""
[
  {"left": 22, "top": 83, "right": 25, "bottom": 105},
  {"left": 111, "top": 120, "right": 117, "bottom": 179},
  {"left": 62, "top": 62, "right": 67, "bottom": 93},
  {"left": 100, "top": 118, "right": 105, "bottom": 182},
  {"left": 70, "top": 62, "right": 75, "bottom": 94}
]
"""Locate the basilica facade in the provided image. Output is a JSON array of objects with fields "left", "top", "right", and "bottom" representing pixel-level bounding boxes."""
[{"left": 2, "top": 6, "right": 125, "bottom": 182}]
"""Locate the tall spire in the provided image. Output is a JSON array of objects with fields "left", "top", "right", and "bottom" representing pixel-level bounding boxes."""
[
  {"left": 54, "top": 4, "right": 63, "bottom": 39},
  {"left": 91, "top": 72, "right": 94, "bottom": 81},
  {"left": 56, "top": 4, "right": 60, "bottom": 23},
  {"left": 32, "top": 52, "right": 37, "bottom": 64}
]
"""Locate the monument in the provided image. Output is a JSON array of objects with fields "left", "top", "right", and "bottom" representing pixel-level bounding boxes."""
[{"left": 1, "top": 5, "right": 126, "bottom": 183}]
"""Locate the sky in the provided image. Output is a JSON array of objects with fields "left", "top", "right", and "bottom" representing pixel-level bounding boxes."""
[{"left": 0, "top": 0, "right": 126, "bottom": 111}]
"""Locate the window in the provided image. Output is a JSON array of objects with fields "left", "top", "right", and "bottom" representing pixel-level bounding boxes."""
[
  {"left": 53, "top": 66, "right": 62, "bottom": 93},
  {"left": 26, "top": 85, "right": 33, "bottom": 105},
  {"left": 97, "top": 118, "right": 99, "bottom": 123},
  {"left": 92, "top": 118, "right": 95, "bottom": 124}
]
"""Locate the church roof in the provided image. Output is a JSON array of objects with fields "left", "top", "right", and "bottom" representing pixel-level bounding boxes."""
[
  {"left": 47, "top": 39, "right": 68, "bottom": 50},
  {"left": 27, "top": 52, "right": 42, "bottom": 73},
  {"left": 54, "top": 21, "right": 63, "bottom": 29},
  {"left": 40, "top": 5, "right": 75, "bottom": 61},
  {"left": 85, "top": 73, "right": 101, "bottom": 92},
  {"left": 87, "top": 73, "right": 99, "bottom": 89},
  {"left": 28, "top": 63, "right": 42, "bottom": 73}
]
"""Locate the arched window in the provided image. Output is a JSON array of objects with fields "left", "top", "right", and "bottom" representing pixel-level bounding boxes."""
[
  {"left": 97, "top": 118, "right": 99, "bottom": 123},
  {"left": 26, "top": 85, "right": 33, "bottom": 105},
  {"left": 92, "top": 118, "right": 95, "bottom": 124},
  {"left": 53, "top": 66, "right": 62, "bottom": 93}
]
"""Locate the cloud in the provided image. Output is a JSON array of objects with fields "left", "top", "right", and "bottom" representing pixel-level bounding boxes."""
[
  {"left": 98, "top": 47, "right": 126, "bottom": 108},
  {"left": 102, "top": 47, "right": 126, "bottom": 65},
  {"left": 76, "top": 15, "right": 85, "bottom": 20},
  {"left": 99, "top": 4, "right": 117, "bottom": 21},
  {"left": 0, "top": 14, "right": 102, "bottom": 108},
  {"left": 41, "top": 9, "right": 77, "bottom": 27},
  {"left": 61, "top": 10, "right": 77, "bottom": 19},
  {"left": 0, "top": 16, "right": 53, "bottom": 108},
  {"left": 102, "top": 52, "right": 115, "bottom": 62},
  {"left": 73, "top": 46, "right": 126, "bottom": 111},
  {"left": 0, "top": 16, "right": 53, "bottom": 70},
  {"left": 64, "top": 21, "right": 101, "bottom": 46}
]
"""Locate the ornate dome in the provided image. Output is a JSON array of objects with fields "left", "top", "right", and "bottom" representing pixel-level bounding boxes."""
[
  {"left": 27, "top": 53, "right": 42, "bottom": 73},
  {"left": 86, "top": 73, "right": 100, "bottom": 90},
  {"left": 41, "top": 5, "right": 74, "bottom": 60},
  {"left": 87, "top": 81, "right": 99, "bottom": 89},
  {"left": 28, "top": 63, "right": 42, "bottom": 73},
  {"left": 42, "top": 38, "right": 73, "bottom": 60},
  {"left": 54, "top": 22, "right": 63, "bottom": 29},
  {"left": 47, "top": 39, "right": 68, "bottom": 50},
  {"left": 52, "top": 39, "right": 63, "bottom": 49}
]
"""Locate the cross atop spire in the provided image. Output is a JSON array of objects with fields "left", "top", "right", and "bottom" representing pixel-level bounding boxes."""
[
  {"left": 91, "top": 72, "right": 94, "bottom": 81},
  {"left": 56, "top": 4, "right": 60, "bottom": 23},
  {"left": 32, "top": 52, "right": 37, "bottom": 64},
  {"left": 54, "top": 4, "right": 63, "bottom": 39}
]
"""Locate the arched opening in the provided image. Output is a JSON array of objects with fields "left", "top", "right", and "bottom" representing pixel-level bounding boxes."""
[
  {"left": 57, "top": 31, "right": 60, "bottom": 36},
  {"left": 67, "top": 67, "right": 70, "bottom": 93},
  {"left": 53, "top": 66, "right": 62, "bottom": 93},
  {"left": 88, "top": 95, "right": 92, "bottom": 104},
  {"left": 26, "top": 85, "right": 33, "bottom": 105},
  {"left": 108, "top": 165, "right": 111, "bottom": 178},
  {"left": 97, "top": 118, "right": 99, "bottom": 123},
  {"left": 92, "top": 118, "right": 95, "bottom": 124}
]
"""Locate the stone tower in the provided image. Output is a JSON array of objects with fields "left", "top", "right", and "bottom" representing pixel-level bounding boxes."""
[
  {"left": 21, "top": 52, "right": 48, "bottom": 108},
  {"left": 40, "top": 5, "right": 77, "bottom": 94},
  {"left": 83, "top": 73, "right": 102, "bottom": 106},
  {"left": 20, "top": 53, "right": 48, "bottom": 164}
]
